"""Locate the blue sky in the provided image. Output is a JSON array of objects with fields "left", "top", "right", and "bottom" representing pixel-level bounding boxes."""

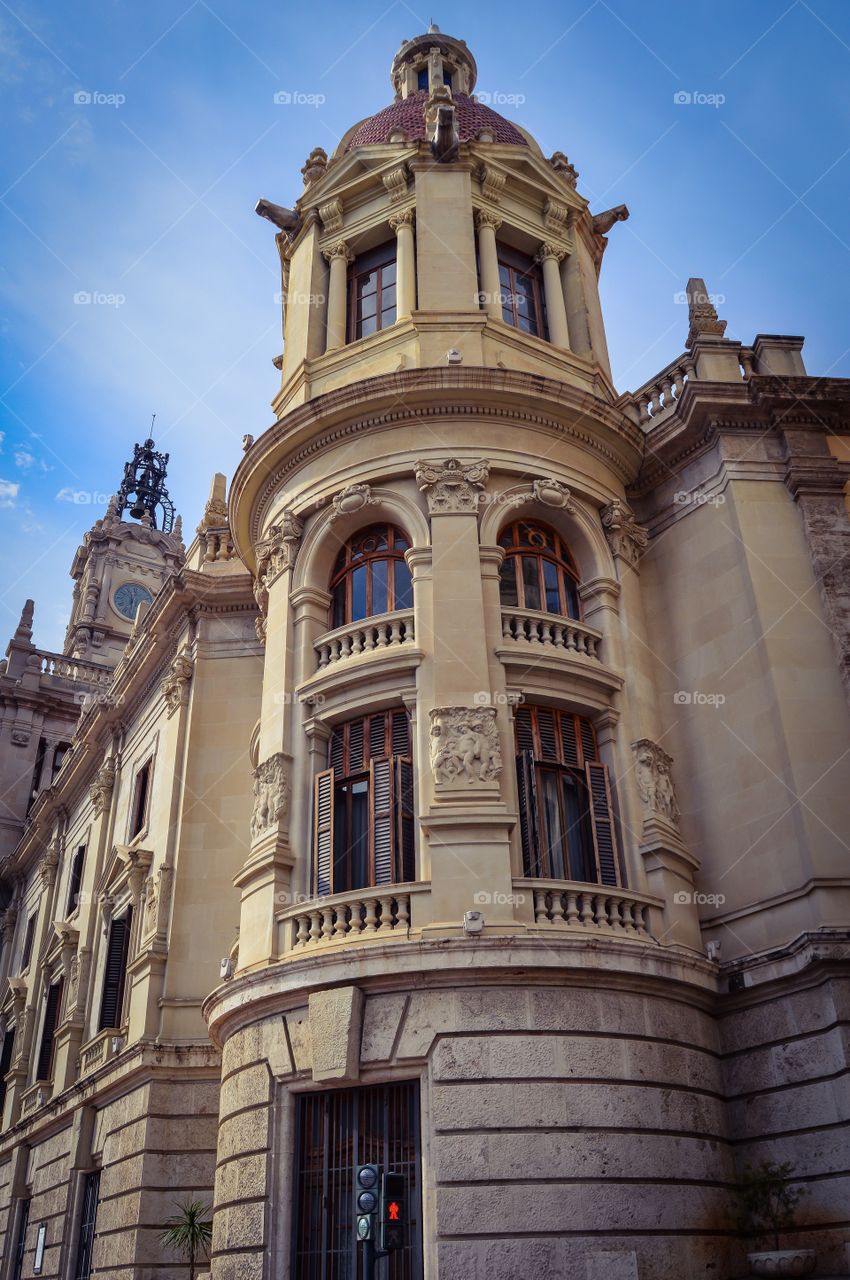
[{"left": 1, "top": 0, "right": 849, "bottom": 651}]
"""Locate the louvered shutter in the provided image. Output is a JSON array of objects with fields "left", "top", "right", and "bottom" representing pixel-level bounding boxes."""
[
  {"left": 98, "top": 911, "right": 131, "bottom": 1032},
  {"left": 585, "top": 762, "right": 620, "bottom": 887},
  {"left": 394, "top": 757, "right": 415, "bottom": 883},
  {"left": 36, "top": 978, "right": 64, "bottom": 1081},
  {"left": 370, "top": 759, "right": 394, "bottom": 885},
  {"left": 313, "top": 770, "right": 334, "bottom": 897},
  {"left": 579, "top": 718, "right": 597, "bottom": 765},
  {"left": 516, "top": 750, "right": 542, "bottom": 877},
  {"left": 559, "top": 715, "right": 580, "bottom": 766}
]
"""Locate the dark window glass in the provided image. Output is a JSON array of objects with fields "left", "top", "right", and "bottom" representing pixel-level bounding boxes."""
[
  {"left": 496, "top": 246, "right": 548, "bottom": 340},
  {"left": 292, "top": 1081, "right": 422, "bottom": 1280},
  {"left": 11, "top": 1200, "right": 29, "bottom": 1280},
  {"left": 349, "top": 244, "right": 397, "bottom": 341},
  {"left": 36, "top": 978, "right": 64, "bottom": 1081},
  {"left": 417, "top": 66, "right": 428, "bottom": 90},
  {"left": 67, "top": 847, "right": 86, "bottom": 917},
  {"left": 27, "top": 738, "right": 48, "bottom": 815},
  {"left": 130, "top": 762, "right": 151, "bottom": 838},
  {"left": 20, "top": 913, "right": 36, "bottom": 972},
  {"left": 98, "top": 910, "right": 132, "bottom": 1032},
  {"left": 329, "top": 525, "right": 413, "bottom": 627},
  {"left": 498, "top": 521, "right": 581, "bottom": 619},
  {"left": 52, "top": 742, "right": 72, "bottom": 781},
  {"left": 74, "top": 1171, "right": 100, "bottom": 1280},
  {"left": 514, "top": 705, "right": 620, "bottom": 887},
  {"left": 0, "top": 1026, "right": 16, "bottom": 1124}
]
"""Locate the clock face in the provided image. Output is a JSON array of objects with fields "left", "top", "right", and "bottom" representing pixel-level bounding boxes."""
[{"left": 114, "top": 582, "right": 153, "bottom": 620}]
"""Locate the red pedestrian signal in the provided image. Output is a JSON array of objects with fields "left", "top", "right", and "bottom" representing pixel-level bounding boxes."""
[{"left": 380, "top": 1172, "right": 405, "bottom": 1251}]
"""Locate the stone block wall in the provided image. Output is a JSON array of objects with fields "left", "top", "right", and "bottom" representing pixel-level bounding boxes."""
[{"left": 719, "top": 974, "right": 850, "bottom": 1275}]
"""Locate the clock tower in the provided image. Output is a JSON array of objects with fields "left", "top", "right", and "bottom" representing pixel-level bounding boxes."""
[{"left": 63, "top": 438, "right": 185, "bottom": 666}]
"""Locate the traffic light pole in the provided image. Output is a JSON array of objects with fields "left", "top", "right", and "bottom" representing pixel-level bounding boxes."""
[{"left": 362, "top": 1240, "right": 389, "bottom": 1280}]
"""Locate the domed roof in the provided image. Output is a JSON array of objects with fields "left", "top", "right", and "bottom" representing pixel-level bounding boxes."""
[{"left": 345, "top": 91, "right": 528, "bottom": 151}]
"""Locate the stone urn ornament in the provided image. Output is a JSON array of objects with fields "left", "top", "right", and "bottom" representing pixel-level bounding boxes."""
[{"left": 734, "top": 1160, "right": 815, "bottom": 1277}]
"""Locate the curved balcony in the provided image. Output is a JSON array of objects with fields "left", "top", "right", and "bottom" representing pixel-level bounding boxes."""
[
  {"left": 500, "top": 608, "right": 602, "bottom": 660},
  {"left": 517, "top": 878, "right": 662, "bottom": 939},
  {"left": 315, "top": 609, "right": 415, "bottom": 668},
  {"left": 278, "top": 883, "right": 430, "bottom": 955}
]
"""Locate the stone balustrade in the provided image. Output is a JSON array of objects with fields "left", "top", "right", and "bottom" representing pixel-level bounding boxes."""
[
  {"left": 35, "top": 650, "right": 112, "bottom": 688},
  {"left": 283, "top": 888, "right": 415, "bottom": 950},
  {"left": 631, "top": 352, "right": 695, "bottom": 425},
  {"left": 78, "top": 1027, "right": 122, "bottom": 1075},
  {"left": 20, "top": 1082, "right": 50, "bottom": 1116},
  {"left": 516, "top": 878, "right": 658, "bottom": 938},
  {"left": 315, "top": 610, "right": 415, "bottom": 668},
  {"left": 500, "top": 609, "right": 602, "bottom": 661},
  {"left": 202, "top": 526, "right": 234, "bottom": 563}
]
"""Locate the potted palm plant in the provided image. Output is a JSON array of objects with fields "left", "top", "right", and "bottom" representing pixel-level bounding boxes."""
[
  {"left": 736, "top": 1160, "right": 815, "bottom": 1276},
  {"left": 159, "top": 1199, "right": 213, "bottom": 1280}
]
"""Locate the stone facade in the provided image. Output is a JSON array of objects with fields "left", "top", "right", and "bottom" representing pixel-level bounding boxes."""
[{"left": 0, "top": 21, "right": 848, "bottom": 1280}]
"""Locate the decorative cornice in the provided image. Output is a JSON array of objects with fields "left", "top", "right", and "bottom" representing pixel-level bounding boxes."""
[
  {"left": 478, "top": 164, "right": 506, "bottom": 204},
  {"left": 382, "top": 166, "right": 409, "bottom": 204},
  {"left": 318, "top": 198, "right": 343, "bottom": 233}
]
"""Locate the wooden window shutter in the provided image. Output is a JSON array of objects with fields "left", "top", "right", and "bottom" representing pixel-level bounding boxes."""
[
  {"left": 516, "top": 750, "right": 541, "bottom": 877},
  {"left": 370, "top": 758, "right": 394, "bottom": 885},
  {"left": 313, "top": 770, "right": 334, "bottom": 897},
  {"left": 36, "top": 977, "right": 64, "bottom": 1081},
  {"left": 98, "top": 910, "right": 132, "bottom": 1033},
  {"left": 585, "top": 762, "right": 620, "bottom": 887},
  {"left": 394, "top": 757, "right": 415, "bottom": 883}
]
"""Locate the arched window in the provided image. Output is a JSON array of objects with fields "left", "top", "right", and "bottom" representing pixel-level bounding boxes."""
[
  {"left": 498, "top": 521, "right": 580, "bottom": 619},
  {"left": 330, "top": 524, "right": 413, "bottom": 628},
  {"left": 514, "top": 704, "right": 621, "bottom": 887}
]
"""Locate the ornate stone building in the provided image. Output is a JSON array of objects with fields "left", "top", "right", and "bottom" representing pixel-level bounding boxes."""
[{"left": 0, "top": 23, "right": 848, "bottom": 1280}]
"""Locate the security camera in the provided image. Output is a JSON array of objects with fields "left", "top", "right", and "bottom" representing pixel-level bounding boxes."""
[
  {"left": 706, "top": 940, "right": 721, "bottom": 963},
  {"left": 446, "top": 348, "right": 462, "bottom": 364},
  {"left": 220, "top": 957, "right": 234, "bottom": 980},
  {"left": 463, "top": 910, "right": 485, "bottom": 935}
]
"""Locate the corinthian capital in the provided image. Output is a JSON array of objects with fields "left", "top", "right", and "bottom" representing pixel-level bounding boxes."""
[
  {"left": 475, "top": 209, "right": 502, "bottom": 233},
  {"left": 535, "top": 241, "right": 567, "bottom": 265},
  {"left": 322, "top": 240, "right": 354, "bottom": 264},
  {"left": 414, "top": 457, "right": 490, "bottom": 514}
]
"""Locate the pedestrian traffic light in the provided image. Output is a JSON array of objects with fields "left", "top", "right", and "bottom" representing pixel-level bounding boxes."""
[
  {"left": 354, "top": 1165, "right": 380, "bottom": 1243},
  {"left": 380, "top": 1171, "right": 405, "bottom": 1251}
]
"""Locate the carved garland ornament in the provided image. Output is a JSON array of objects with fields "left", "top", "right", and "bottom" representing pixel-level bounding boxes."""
[
  {"left": 632, "top": 739, "right": 680, "bottom": 827},
  {"left": 251, "top": 753, "right": 290, "bottom": 840},
  {"left": 414, "top": 458, "right": 490, "bottom": 514},
  {"left": 429, "top": 707, "right": 502, "bottom": 786}
]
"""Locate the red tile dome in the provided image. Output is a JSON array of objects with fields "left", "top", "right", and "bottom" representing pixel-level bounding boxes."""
[{"left": 345, "top": 91, "right": 528, "bottom": 150}]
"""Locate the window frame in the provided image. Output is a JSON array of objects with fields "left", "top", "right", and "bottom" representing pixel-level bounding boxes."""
[
  {"left": 98, "top": 908, "right": 133, "bottom": 1033},
  {"left": 73, "top": 1170, "right": 101, "bottom": 1280},
  {"left": 329, "top": 524, "right": 412, "bottom": 629},
  {"left": 128, "top": 759, "right": 152, "bottom": 840},
  {"left": 66, "top": 845, "right": 86, "bottom": 918},
  {"left": 314, "top": 710, "right": 415, "bottom": 896},
  {"left": 11, "top": 1198, "right": 30, "bottom": 1280},
  {"left": 496, "top": 243, "right": 549, "bottom": 339},
  {"left": 35, "top": 976, "right": 64, "bottom": 1083},
  {"left": 347, "top": 242, "right": 398, "bottom": 342},
  {"left": 498, "top": 520, "right": 582, "bottom": 620},
  {"left": 514, "top": 705, "right": 622, "bottom": 887},
  {"left": 19, "top": 912, "right": 37, "bottom": 973}
]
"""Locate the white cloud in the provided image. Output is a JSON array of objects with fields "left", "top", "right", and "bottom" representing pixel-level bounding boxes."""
[
  {"left": 14, "top": 449, "right": 34, "bottom": 469},
  {"left": 0, "top": 479, "right": 20, "bottom": 507}
]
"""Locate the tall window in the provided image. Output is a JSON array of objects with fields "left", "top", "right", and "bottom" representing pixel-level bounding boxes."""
[
  {"left": 348, "top": 244, "right": 397, "bottom": 340},
  {"left": 74, "top": 1171, "right": 100, "bottom": 1280},
  {"left": 11, "top": 1199, "right": 29, "bottom": 1280},
  {"left": 129, "top": 761, "right": 151, "bottom": 838},
  {"left": 27, "top": 738, "right": 47, "bottom": 814},
  {"left": 20, "top": 913, "right": 36, "bottom": 973},
  {"left": 98, "top": 909, "right": 132, "bottom": 1032},
  {"left": 330, "top": 525, "right": 412, "bottom": 629},
  {"left": 66, "top": 846, "right": 86, "bottom": 917},
  {"left": 314, "top": 710, "right": 414, "bottom": 896},
  {"left": 292, "top": 1081, "right": 422, "bottom": 1280},
  {"left": 497, "top": 245, "right": 548, "bottom": 339},
  {"left": 499, "top": 521, "right": 581, "bottom": 619},
  {"left": 35, "top": 978, "right": 64, "bottom": 1082},
  {"left": 0, "top": 1025, "right": 16, "bottom": 1123},
  {"left": 52, "top": 742, "right": 72, "bottom": 781},
  {"left": 515, "top": 705, "right": 621, "bottom": 886}
]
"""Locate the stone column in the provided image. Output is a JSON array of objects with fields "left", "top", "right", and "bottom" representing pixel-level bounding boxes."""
[
  {"left": 561, "top": 243, "right": 591, "bottom": 355},
  {"left": 536, "top": 243, "right": 570, "bottom": 349},
  {"left": 475, "top": 210, "right": 503, "bottom": 320},
  {"left": 389, "top": 210, "right": 416, "bottom": 320},
  {"left": 322, "top": 241, "right": 353, "bottom": 352}
]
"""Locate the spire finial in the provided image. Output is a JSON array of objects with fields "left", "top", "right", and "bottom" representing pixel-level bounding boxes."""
[
  {"left": 116, "top": 434, "right": 175, "bottom": 532},
  {"left": 685, "top": 278, "right": 727, "bottom": 349}
]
